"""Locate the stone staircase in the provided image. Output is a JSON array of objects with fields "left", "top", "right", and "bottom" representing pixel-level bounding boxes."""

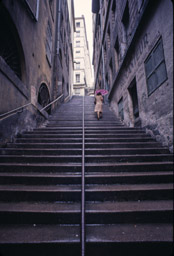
[{"left": 0, "top": 96, "right": 173, "bottom": 256}]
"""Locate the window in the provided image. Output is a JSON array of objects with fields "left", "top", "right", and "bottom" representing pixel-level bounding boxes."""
[
  {"left": 105, "top": 74, "right": 110, "bottom": 91},
  {"left": 76, "top": 22, "right": 80, "bottom": 27},
  {"left": 107, "top": 25, "right": 111, "bottom": 48},
  {"left": 122, "top": 1, "right": 129, "bottom": 30},
  {"left": 118, "top": 97, "right": 124, "bottom": 121},
  {"left": 76, "top": 74, "right": 80, "bottom": 83},
  {"left": 75, "top": 88, "right": 81, "bottom": 94},
  {"left": 109, "top": 59, "right": 113, "bottom": 84},
  {"left": 67, "top": 83, "right": 69, "bottom": 94},
  {"left": 76, "top": 31, "right": 80, "bottom": 37},
  {"left": 59, "top": 49, "right": 62, "bottom": 66},
  {"left": 111, "top": 0, "right": 116, "bottom": 27},
  {"left": 76, "top": 41, "right": 80, "bottom": 47},
  {"left": 60, "top": 14, "right": 64, "bottom": 40},
  {"left": 145, "top": 39, "right": 167, "bottom": 96},
  {"left": 46, "top": 21, "right": 52, "bottom": 65},
  {"left": 76, "top": 62, "right": 80, "bottom": 69},
  {"left": 128, "top": 78, "right": 139, "bottom": 119},
  {"left": 122, "top": 0, "right": 130, "bottom": 48},
  {"left": 0, "top": 5, "right": 22, "bottom": 79},
  {"left": 114, "top": 38, "right": 119, "bottom": 72}
]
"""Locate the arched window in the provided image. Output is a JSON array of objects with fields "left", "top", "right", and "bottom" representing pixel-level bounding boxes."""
[
  {"left": 0, "top": 3, "right": 23, "bottom": 79},
  {"left": 38, "top": 83, "right": 51, "bottom": 114}
]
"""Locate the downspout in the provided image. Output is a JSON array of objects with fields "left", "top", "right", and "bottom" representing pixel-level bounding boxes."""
[
  {"left": 51, "top": 0, "right": 60, "bottom": 109},
  {"left": 100, "top": 3, "right": 106, "bottom": 91},
  {"left": 57, "top": 0, "right": 61, "bottom": 54}
]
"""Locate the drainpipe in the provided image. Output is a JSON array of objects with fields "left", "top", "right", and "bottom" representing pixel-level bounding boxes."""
[
  {"left": 52, "top": 0, "right": 62, "bottom": 107},
  {"left": 57, "top": 0, "right": 61, "bottom": 54}
]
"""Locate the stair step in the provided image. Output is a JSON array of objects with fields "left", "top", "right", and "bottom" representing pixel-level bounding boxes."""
[
  {"left": 0, "top": 148, "right": 82, "bottom": 155},
  {"left": 85, "top": 183, "right": 173, "bottom": 201},
  {"left": 0, "top": 202, "right": 80, "bottom": 224},
  {"left": 0, "top": 161, "right": 172, "bottom": 172},
  {"left": 0, "top": 184, "right": 172, "bottom": 202},
  {"left": 0, "top": 147, "right": 169, "bottom": 155},
  {"left": 14, "top": 137, "right": 154, "bottom": 143},
  {"left": 0, "top": 184, "right": 81, "bottom": 201},
  {"left": 0, "top": 171, "right": 172, "bottom": 185},
  {"left": 85, "top": 223, "right": 173, "bottom": 242},
  {"left": 19, "top": 134, "right": 83, "bottom": 138},
  {"left": 85, "top": 162, "right": 173, "bottom": 172},
  {"left": 18, "top": 133, "right": 150, "bottom": 138},
  {"left": 0, "top": 162, "right": 82, "bottom": 172},
  {"left": 0, "top": 224, "right": 80, "bottom": 243},
  {"left": 86, "top": 171, "right": 172, "bottom": 184},
  {"left": 85, "top": 142, "right": 161, "bottom": 148},
  {"left": 0, "top": 155, "right": 82, "bottom": 163},
  {"left": 7, "top": 143, "right": 82, "bottom": 149},
  {"left": 33, "top": 127, "right": 143, "bottom": 132},
  {"left": 0, "top": 201, "right": 172, "bottom": 224},
  {"left": 0, "top": 172, "right": 81, "bottom": 184},
  {"left": 15, "top": 138, "right": 83, "bottom": 143},
  {"left": 0, "top": 154, "right": 172, "bottom": 163},
  {"left": 0, "top": 224, "right": 171, "bottom": 244},
  {"left": 0, "top": 200, "right": 172, "bottom": 214}
]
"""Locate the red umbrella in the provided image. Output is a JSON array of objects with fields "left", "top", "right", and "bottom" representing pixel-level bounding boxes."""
[{"left": 95, "top": 89, "right": 108, "bottom": 95}]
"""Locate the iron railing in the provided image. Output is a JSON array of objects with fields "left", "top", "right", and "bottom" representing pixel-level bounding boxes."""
[
  {"left": 0, "top": 103, "right": 32, "bottom": 120},
  {"left": 0, "top": 94, "right": 64, "bottom": 121},
  {"left": 81, "top": 95, "right": 86, "bottom": 256}
]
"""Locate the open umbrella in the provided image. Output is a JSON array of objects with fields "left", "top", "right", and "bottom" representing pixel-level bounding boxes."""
[{"left": 95, "top": 89, "right": 108, "bottom": 95}]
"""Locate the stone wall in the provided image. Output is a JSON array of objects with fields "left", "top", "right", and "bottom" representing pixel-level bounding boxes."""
[{"left": 110, "top": 0, "right": 173, "bottom": 151}]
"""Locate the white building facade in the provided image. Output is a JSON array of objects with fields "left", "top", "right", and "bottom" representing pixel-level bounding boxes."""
[{"left": 73, "top": 16, "right": 94, "bottom": 96}]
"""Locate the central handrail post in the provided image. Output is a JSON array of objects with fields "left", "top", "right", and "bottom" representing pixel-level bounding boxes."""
[{"left": 81, "top": 95, "right": 85, "bottom": 256}]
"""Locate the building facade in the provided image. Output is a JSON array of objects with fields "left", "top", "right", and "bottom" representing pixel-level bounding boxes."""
[
  {"left": 92, "top": 0, "right": 173, "bottom": 151},
  {"left": 55, "top": 0, "right": 75, "bottom": 102},
  {"left": 73, "top": 16, "right": 93, "bottom": 96},
  {"left": 0, "top": 0, "right": 75, "bottom": 146}
]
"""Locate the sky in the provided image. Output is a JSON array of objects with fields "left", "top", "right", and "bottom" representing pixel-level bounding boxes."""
[{"left": 73, "top": 0, "right": 93, "bottom": 66}]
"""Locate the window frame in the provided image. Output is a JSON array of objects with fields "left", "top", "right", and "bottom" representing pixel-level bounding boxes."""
[
  {"left": 46, "top": 21, "right": 53, "bottom": 66},
  {"left": 76, "top": 62, "right": 80, "bottom": 69},
  {"left": 118, "top": 97, "right": 124, "bottom": 121},
  {"left": 76, "top": 40, "right": 80, "bottom": 47},
  {"left": 76, "top": 74, "right": 80, "bottom": 83},
  {"left": 144, "top": 38, "right": 168, "bottom": 96},
  {"left": 76, "top": 30, "right": 80, "bottom": 37}
]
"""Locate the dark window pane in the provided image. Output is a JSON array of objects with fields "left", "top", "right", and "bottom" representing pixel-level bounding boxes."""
[
  {"left": 145, "top": 39, "right": 167, "bottom": 96},
  {"left": 156, "top": 61, "right": 167, "bottom": 85},
  {"left": 145, "top": 55, "right": 153, "bottom": 77},
  {"left": 118, "top": 98, "right": 124, "bottom": 120},
  {"left": 147, "top": 73, "right": 157, "bottom": 94},
  {"left": 153, "top": 41, "right": 163, "bottom": 67}
]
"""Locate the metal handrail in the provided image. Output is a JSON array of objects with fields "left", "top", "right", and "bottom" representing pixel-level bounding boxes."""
[
  {"left": 0, "top": 94, "right": 64, "bottom": 121},
  {"left": 81, "top": 95, "right": 86, "bottom": 256},
  {"left": 0, "top": 103, "right": 32, "bottom": 119},
  {"left": 40, "top": 94, "right": 64, "bottom": 111}
]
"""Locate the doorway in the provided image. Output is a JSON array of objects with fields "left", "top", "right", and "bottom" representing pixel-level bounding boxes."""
[{"left": 128, "top": 78, "right": 140, "bottom": 126}]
